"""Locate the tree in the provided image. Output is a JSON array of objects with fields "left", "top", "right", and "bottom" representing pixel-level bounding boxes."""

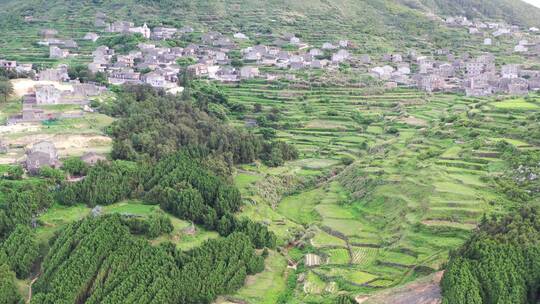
[
  {"left": 0, "top": 77, "right": 14, "bottom": 103},
  {"left": 0, "top": 225, "right": 39, "bottom": 278},
  {"left": 0, "top": 263, "right": 22, "bottom": 304},
  {"left": 62, "top": 157, "right": 88, "bottom": 176},
  {"left": 5, "top": 165, "right": 23, "bottom": 180}
]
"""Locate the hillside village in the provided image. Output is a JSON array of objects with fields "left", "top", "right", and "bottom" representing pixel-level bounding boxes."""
[
  {"left": 0, "top": 12, "right": 539, "bottom": 172},
  {"left": 2, "top": 14, "right": 540, "bottom": 93},
  {"left": 1, "top": 1, "right": 540, "bottom": 304}
]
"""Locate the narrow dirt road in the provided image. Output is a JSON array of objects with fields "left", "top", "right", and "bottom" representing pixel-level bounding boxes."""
[{"left": 27, "top": 275, "right": 39, "bottom": 303}]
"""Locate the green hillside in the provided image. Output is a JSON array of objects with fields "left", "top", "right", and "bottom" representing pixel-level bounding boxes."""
[{"left": 1, "top": 0, "right": 536, "bottom": 56}]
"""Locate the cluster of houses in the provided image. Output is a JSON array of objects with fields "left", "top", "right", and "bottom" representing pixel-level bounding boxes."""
[
  {"left": 3, "top": 13, "right": 540, "bottom": 112},
  {"left": 88, "top": 44, "right": 182, "bottom": 92},
  {"left": 368, "top": 50, "right": 540, "bottom": 96},
  {"left": 38, "top": 29, "right": 80, "bottom": 59},
  {"left": 83, "top": 15, "right": 357, "bottom": 85},
  {"left": 82, "top": 13, "right": 347, "bottom": 81},
  {"left": 444, "top": 16, "right": 540, "bottom": 55}
]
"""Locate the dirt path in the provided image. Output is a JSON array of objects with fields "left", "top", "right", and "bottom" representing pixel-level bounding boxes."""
[
  {"left": 360, "top": 271, "right": 443, "bottom": 304},
  {"left": 27, "top": 275, "right": 39, "bottom": 303}
]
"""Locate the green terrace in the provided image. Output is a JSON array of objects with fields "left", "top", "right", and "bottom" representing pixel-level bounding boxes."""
[{"left": 226, "top": 80, "right": 540, "bottom": 301}]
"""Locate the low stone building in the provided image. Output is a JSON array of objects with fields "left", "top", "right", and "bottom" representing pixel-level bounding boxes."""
[
  {"left": 38, "top": 66, "right": 69, "bottom": 82},
  {"left": 50, "top": 46, "right": 69, "bottom": 59},
  {"left": 35, "top": 85, "right": 62, "bottom": 104},
  {"left": 25, "top": 141, "right": 60, "bottom": 174},
  {"left": 240, "top": 66, "right": 260, "bottom": 79},
  {"left": 83, "top": 32, "right": 100, "bottom": 42}
]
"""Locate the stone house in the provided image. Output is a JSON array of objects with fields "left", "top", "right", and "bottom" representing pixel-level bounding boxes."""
[
  {"left": 92, "top": 46, "right": 115, "bottom": 62},
  {"left": 359, "top": 54, "right": 371, "bottom": 64},
  {"left": 188, "top": 63, "right": 209, "bottom": 77},
  {"left": 396, "top": 63, "right": 411, "bottom": 75},
  {"left": 117, "top": 55, "right": 136, "bottom": 67},
  {"left": 514, "top": 45, "right": 528, "bottom": 53},
  {"left": 339, "top": 40, "right": 350, "bottom": 48},
  {"left": 233, "top": 33, "right": 249, "bottom": 40},
  {"left": 73, "top": 83, "right": 106, "bottom": 97},
  {"left": 40, "top": 29, "right": 58, "bottom": 38},
  {"left": 83, "top": 32, "right": 100, "bottom": 42},
  {"left": 370, "top": 66, "right": 394, "bottom": 80},
  {"left": 38, "top": 66, "right": 69, "bottom": 81},
  {"left": 309, "top": 48, "right": 324, "bottom": 57},
  {"left": 528, "top": 78, "right": 540, "bottom": 90},
  {"left": 417, "top": 74, "right": 445, "bottom": 92},
  {"left": 108, "top": 21, "right": 134, "bottom": 33},
  {"left": 64, "top": 40, "right": 78, "bottom": 48},
  {"left": 501, "top": 64, "right": 520, "bottom": 79},
  {"left": 0, "top": 141, "right": 7, "bottom": 154},
  {"left": 50, "top": 46, "right": 69, "bottom": 59},
  {"left": 180, "top": 26, "right": 194, "bottom": 34},
  {"left": 290, "top": 55, "right": 304, "bottom": 63},
  {"left": 88, "top": 62, "right": 106, "bottom": 74},
  {"left": 464, "top": 75, "right": 493, "bottom": 97},
  {"left": 493, "top": 28, "right": 511, "bottom": 37},
  {"left": 436, "top": 63, "right": 455, "bottom": 78},
  {"left": 35, "top": 85, "right": 61, "bottom": 104},
  {"left": 151, "top": 27, "right": 178, "bottom": 40},
  {"left": 484, "top": 38, "right": 492, "bottom": 46},
  {"left": 215, "top": 67, "right": 238, "bottom": 82},
  {"left": 240, "top": 66, "right": 259, "bottom": 79},
  {"left": 332, "top": 49, "right": 350, "bottom": 63},
  {"left": 0, "top": 60, "right": 17, "bottom": 70},
  {"left": 311, "top": 60, "right": 326, "bottom": 69},
  {"left": 143, "top": 72, "right": 167, "bottom": 87},
  {"left": 108, "top": 68, "right": 141, "bottom": 85},
  {"left": 25, "top": 141, "right": 60, "bottom": 174},
  {"left": 290, "top": 37, "right": 301, "bottom": 45},
  {"left": 469, "top": 27, "right": 480, "bottom": 35},
  {"left": 129, "top": 23, "right": 151, "bottom": 39},
  {"left": 322, "top": 42, "right": 336, "bottom": 50},
  {"left": 290, "top": 62, "right": 305, "bottom": 70},
  {"left": 507, "top": 78, "right": 529, "bottom": 95},
  {"left": 466, "top": 62, "right": 488, "bottom": 77},
  {"left": 16, "top": 64, "right": 34, "bottom": 74},
  {"left": 244, "top": 50, "right": 262, "bottom": 61}
]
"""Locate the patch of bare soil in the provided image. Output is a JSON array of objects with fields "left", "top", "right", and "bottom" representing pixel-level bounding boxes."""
[
  {"left": 360, "top": 271, "right": 443, "bottom": 304},
  {"left": 400, "top": 116, "right": 428, "bottom": 127},
  {"left": 10, "top": 79, "right": 74, "bottom": 97},
  {"left": 0, "top": 133, "right": 111, "bottom": 164}
]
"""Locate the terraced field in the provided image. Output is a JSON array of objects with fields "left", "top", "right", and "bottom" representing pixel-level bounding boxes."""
[{"left": 227, "top": 80, "right": 540, "bottom": 301}]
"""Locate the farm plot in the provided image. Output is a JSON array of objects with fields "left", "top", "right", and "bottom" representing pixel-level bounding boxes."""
[{"left": 225, "top": 82, "right": 540, "bottom": 299}]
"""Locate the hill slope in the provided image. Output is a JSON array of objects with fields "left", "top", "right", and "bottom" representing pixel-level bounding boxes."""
[
  {"left": 409, "top": 0, "right": 540, "bottom": 27},
  {"left": 0, "top": 0, "right": 538, "bottom": 56}
]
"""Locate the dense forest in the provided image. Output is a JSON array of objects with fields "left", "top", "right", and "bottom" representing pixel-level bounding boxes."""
[
  {"left": 104, "top": 84, "right": 297, "bottom": 167},
  {"left": 441, "top": 206, "right": 540, "bottom": 304},
  {"left": 0, "top": 84, "right": 283, "bottom": 303},
  {"left": 57, "top": 149, "right": 276, "bottom": 248},
  {"left": 32, "top": 215, "right": 264, "bottom": 304}
]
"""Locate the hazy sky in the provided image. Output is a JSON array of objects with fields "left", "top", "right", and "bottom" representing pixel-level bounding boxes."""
[{"left": 522, "top": 0, "right": 540, "bottom": 8}]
